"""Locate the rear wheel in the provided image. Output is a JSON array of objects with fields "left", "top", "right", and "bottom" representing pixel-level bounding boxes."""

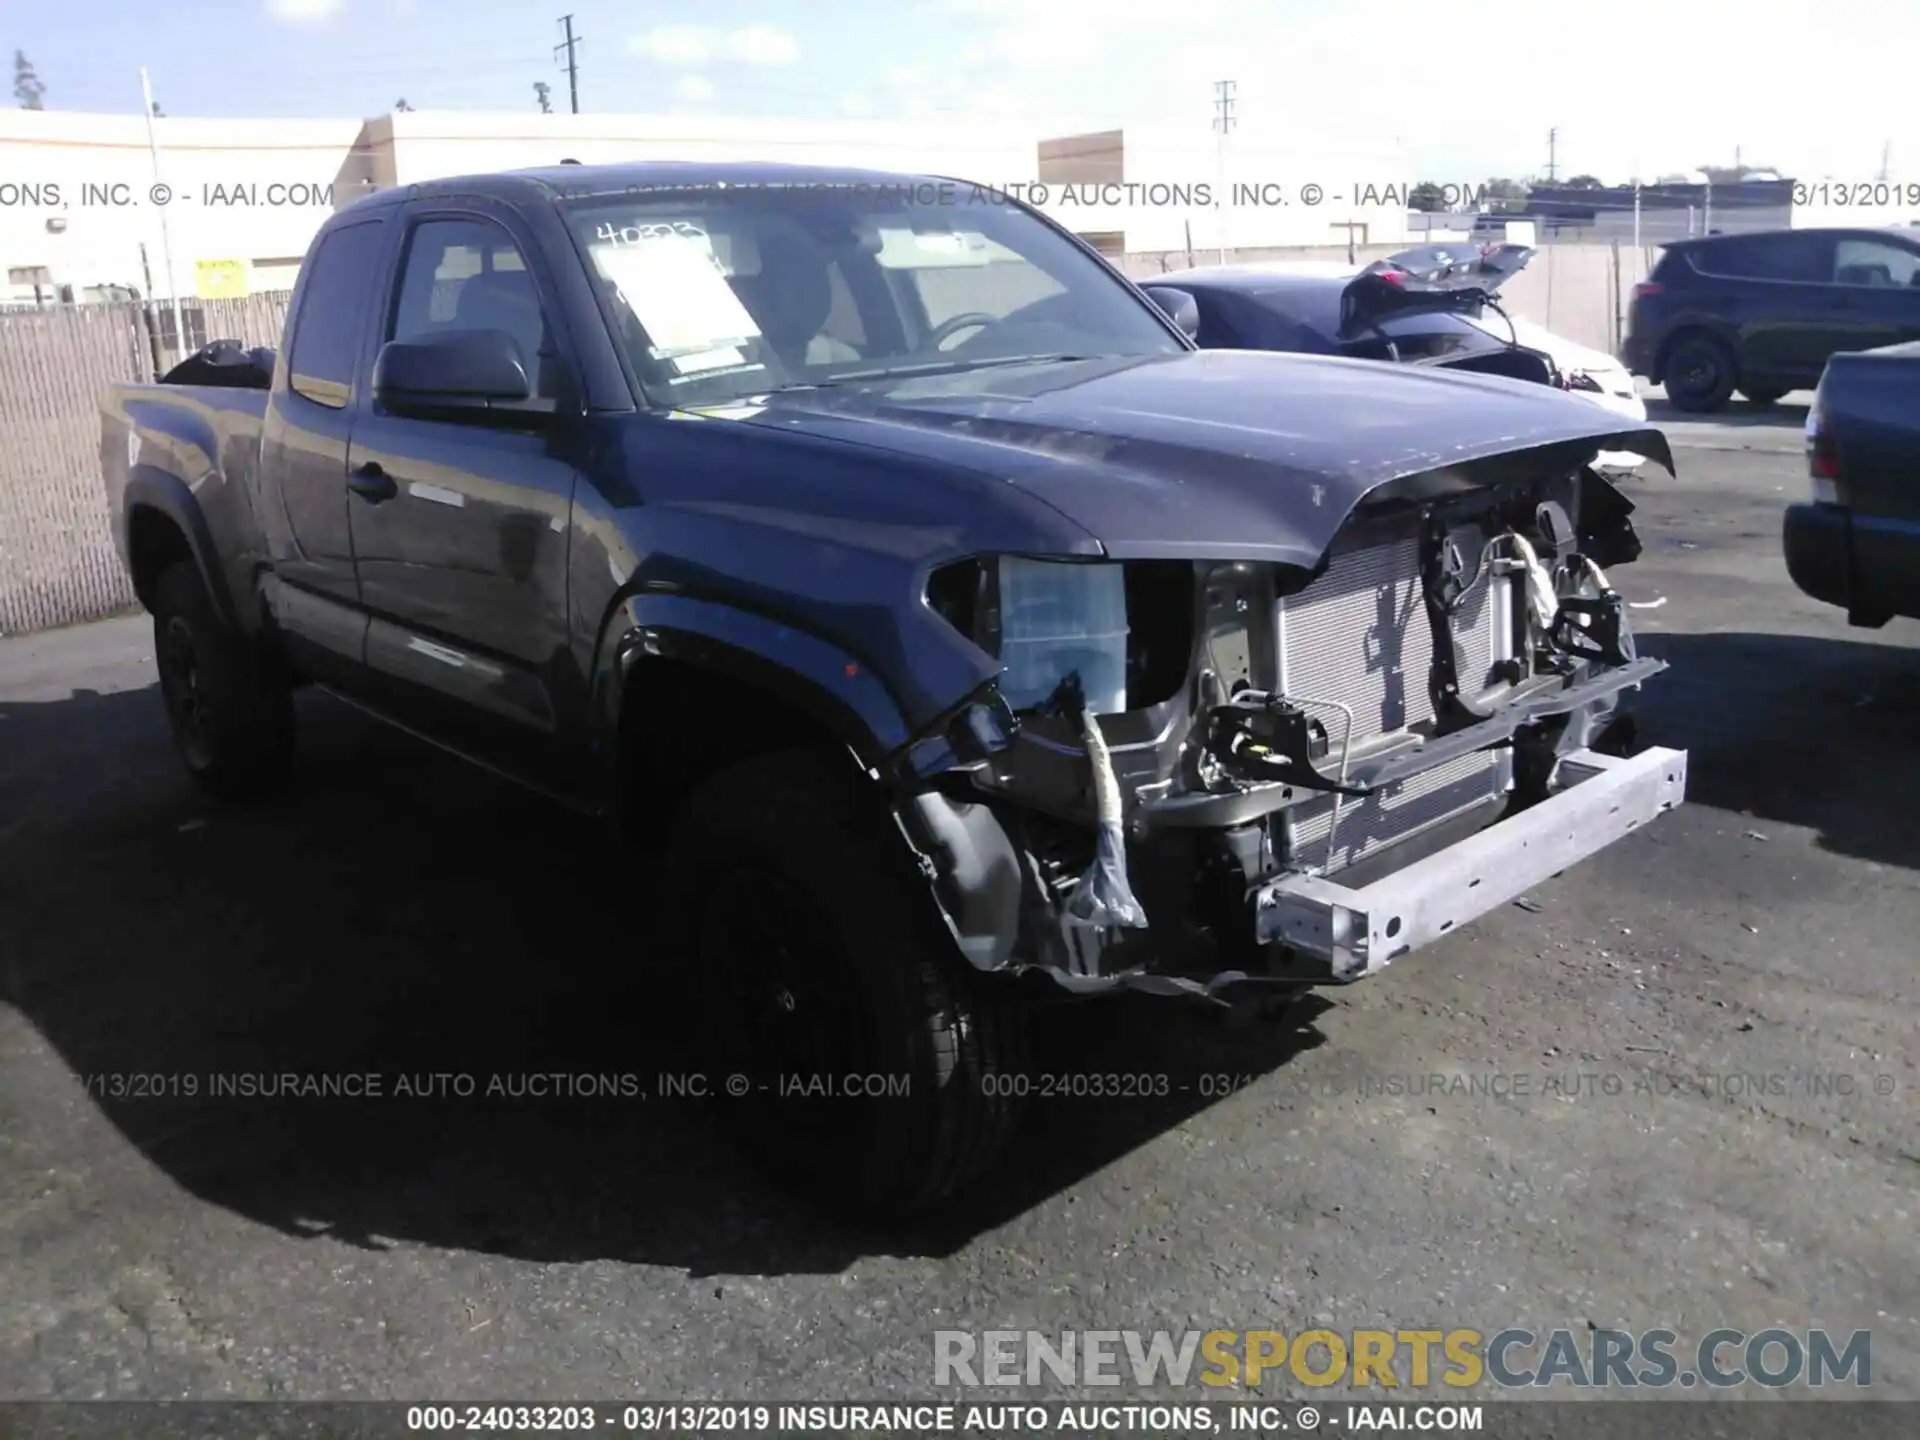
[
  {"left": 152, "top": 561, "right": 295, "bottom": 799},
  {"left": 1663, "top": 334, "right": 1737, "bottom": 412},
  {"left": 666, "top": 749, "right": 1027, "bottom": 1221}
]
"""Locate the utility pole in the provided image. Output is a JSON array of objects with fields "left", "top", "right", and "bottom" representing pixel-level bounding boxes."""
[
  {"left": 554, "top": 15, "right": 581, "bottom": 114},
  {"left": 138, "top": 67, "right": 187, "bottom": 370},
  {"left": 1212, "top": 79, "right": 1236, "bottom": 263},
  {"left": 1545, "top": 127, "right": 1558, "bottom": 182},
  {"left": 1878, "top": 140, "right": 1891, "bottom": 182}
]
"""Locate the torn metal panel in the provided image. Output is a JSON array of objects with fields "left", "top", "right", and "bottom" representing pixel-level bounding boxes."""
[{"left": 1060, "top": 707, "right": 1148, "bottom": 933}]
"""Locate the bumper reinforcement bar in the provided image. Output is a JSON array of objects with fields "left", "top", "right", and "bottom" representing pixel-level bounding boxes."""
[{"left": 1252, "top": 745, "right": 1688, "bottom": 980}]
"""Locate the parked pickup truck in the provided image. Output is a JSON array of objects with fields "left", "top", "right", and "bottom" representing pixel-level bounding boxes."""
[
  {"left": 1785, "top": 339, "right": 1920, "bottom": 627},
  {"left": 102, "top": 162, "right": 1688, "bottom": 1217}
]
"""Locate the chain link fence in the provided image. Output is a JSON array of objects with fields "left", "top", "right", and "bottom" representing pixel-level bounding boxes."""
[{"left": 0, "top": 293, "right": 292, "bottom": 636}]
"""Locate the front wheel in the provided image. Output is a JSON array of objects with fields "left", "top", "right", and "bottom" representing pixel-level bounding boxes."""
[
  {"left": 666, "top": 749, "right": 1028, "bottom": 1221},
  {"left": 152, "top": 561, "right": 295, "bottom": 800}
]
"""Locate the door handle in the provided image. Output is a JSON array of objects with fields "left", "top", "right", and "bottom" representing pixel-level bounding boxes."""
[{"left": 347, "top": 461, "right": 398, "bottom": 503}]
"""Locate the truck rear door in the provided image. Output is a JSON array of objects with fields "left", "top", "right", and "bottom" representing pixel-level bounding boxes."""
[{"left": 343, "top": 201, "right": 580, "bottom": 780}]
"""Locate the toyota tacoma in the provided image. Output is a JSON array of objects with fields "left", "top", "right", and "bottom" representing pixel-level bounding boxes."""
[{"left": 101, "top": 162, "right": 1687, "bottom": 1217}]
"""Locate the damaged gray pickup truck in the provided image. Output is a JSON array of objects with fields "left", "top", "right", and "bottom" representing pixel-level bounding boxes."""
[{"left": 101, "top": 162, "right": 1686, "bottom": 1217}]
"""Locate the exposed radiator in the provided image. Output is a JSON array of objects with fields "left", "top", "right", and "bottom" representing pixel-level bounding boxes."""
[{"left": 1275, "top": 527, "right": 1513, "bottom": 873}]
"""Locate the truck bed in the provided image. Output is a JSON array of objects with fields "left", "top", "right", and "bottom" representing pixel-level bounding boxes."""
[
  {"left": 101, "top": 382, "right": 272, "bottom": 608},
  {"left": 1781, "top": 340, "right": 1920, "bottom": 625}
]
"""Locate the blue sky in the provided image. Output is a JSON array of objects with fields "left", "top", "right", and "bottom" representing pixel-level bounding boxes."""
[{"left": 12, "top": 0, "right": 1919, "bottom": 184}]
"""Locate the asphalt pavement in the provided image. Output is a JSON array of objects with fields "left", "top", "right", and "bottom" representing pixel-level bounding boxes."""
[{"left": 2, "top": 400, "right": 1916, "bottom": 1402}]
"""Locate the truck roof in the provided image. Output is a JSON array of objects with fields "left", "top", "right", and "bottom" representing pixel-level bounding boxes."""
[
  {"left": 337, "top": 159, "right": 970, "bottom": 216},
  {"left": 1657, "top": 224, "right": 1920, "bottom": 251}
]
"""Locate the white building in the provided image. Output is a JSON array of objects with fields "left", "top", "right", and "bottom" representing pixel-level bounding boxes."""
[
  {"left": 0, "top": 109, "right": 365, "bottom": 301},
  {"left": 0, "top": 109, "right": 1043, "bottom": 304},
  {"left": 1, "top": 106, "right": 1411, "bottom": 304},
  {"left": 1030, "top": 126, "right": 1412, "bottom": 257}
]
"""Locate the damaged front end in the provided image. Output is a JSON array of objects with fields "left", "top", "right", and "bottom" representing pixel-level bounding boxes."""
[{"left": 885, "top": 438, "right": 1689, "bottom": 1002}]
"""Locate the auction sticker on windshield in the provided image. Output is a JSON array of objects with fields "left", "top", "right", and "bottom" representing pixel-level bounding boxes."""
[
  {"left": 873, "top": 225, "right": 994, "bottom": 269},
  {"left": 590, "top": 235, "right": 764, "bottom": 375}
]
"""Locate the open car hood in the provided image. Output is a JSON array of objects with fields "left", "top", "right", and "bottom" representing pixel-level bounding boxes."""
[{"left": 1338, "top": 242, "right": 1535, "bottom": 339}]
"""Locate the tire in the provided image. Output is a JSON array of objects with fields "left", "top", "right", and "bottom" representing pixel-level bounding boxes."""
[
  {"left": 1662, "top": 333, "right": 1737, "bottom": 413},
  {"left": 152, "top": 560, "right": 295, "bottom": 800},
  {"left": 1738, "top": 386, "right": 1786, "bottom": 408},
  {"left": 665, "top": 748, "right": 1027, "bottom": 1221}
]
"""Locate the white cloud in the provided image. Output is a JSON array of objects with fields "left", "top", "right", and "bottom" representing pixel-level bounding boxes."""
[
  {"left": 630, "top": 23, "right": 798, "bottom": 68},
  {"left": 675, "top": 74, "right": 716, "bottom": 102},
  {"left": 266, "top": 0, "right": 344, "bottom": 22},
  {"left": 884, "top": 63, "right": 935, "bottom": 93},
  {"left": 633, "top": 24, "right": 713, "bottom": 65},
  {"left": 727, "top": 24, "right": 798, "bottom": 66},
  {"left": 841, "top": 92, "right": 874, "bottom": 117}
]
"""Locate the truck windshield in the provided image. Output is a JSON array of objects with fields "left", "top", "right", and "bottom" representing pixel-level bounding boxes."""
[{"left": 562, "top": 184, "right": 1185, "bottom": 407}]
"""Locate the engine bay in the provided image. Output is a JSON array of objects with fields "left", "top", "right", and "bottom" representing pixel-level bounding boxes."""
[{"left": 903, "top": 459, "right": 1663, "bottom": 997}]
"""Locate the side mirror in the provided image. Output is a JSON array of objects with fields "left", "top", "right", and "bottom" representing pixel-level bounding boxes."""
[
  {"left": 1142, "top": 286, "right": 1200, "bottom": 341},
  {"left": 373, "top": 329, "right": 543, "bottom": 418}
]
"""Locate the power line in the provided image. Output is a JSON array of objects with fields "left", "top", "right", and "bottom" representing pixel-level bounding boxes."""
[{"left": 555, "top": 14, "right": 581, "bottom": 114}]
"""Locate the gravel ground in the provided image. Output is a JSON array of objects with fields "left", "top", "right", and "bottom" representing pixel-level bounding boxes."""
[{"left": 2, "top": 404, "right": 1915, "bottom": 1405}]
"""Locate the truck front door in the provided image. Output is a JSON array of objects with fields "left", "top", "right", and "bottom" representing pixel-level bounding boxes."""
[
  {"left": 344, "top": 206, "right": 580, "bottom": 784},
  {"left": 257, "top": 216, "right": 391, "bottom": 679}
]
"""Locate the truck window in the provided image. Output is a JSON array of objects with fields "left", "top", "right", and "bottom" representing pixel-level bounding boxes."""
[
  {"left": 286, "top": 219, "right": 387, "bottom": 409},
  {"left": 390, "top": 217, "right": 552, "bottom": 393}
]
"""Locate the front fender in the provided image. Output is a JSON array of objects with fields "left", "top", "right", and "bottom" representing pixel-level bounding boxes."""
[{"left": 585, "top": 591, "right": 922, "bottom": 779}]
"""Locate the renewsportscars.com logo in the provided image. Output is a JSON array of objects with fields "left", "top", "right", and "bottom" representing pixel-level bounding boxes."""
[{"left": 932, "top": 1327, "right": 1872, "bottom": 1390}]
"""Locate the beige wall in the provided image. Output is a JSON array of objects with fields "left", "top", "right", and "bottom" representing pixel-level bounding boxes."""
[
  {"left": 369, "top": 111, "right": 1040, "bottom": 190},
  {"left": 1039, "top": 131, "right": 1125, "bottom": 185}
]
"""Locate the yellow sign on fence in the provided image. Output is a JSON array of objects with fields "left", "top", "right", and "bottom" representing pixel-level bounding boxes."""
[{"left": 194, "top": 258, "right": 251, "bottom": 299}]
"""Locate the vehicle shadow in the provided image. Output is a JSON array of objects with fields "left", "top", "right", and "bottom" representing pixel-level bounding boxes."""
[
  {"left": 1634, "top": 628, "right": 1920, "bottom": 870},
  {"left": 1644, "top": 395, "right": 1810, "bottom": 429},
  {"left": 0, "top": 681, "right": 1330, "bottom": 1275}
]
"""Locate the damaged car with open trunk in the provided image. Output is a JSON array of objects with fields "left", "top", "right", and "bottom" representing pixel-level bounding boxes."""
[{"left": 100, "top": 161, "right": 1688, "bottom": 1219}]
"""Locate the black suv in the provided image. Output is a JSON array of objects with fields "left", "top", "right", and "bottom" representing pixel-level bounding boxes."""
[{"left": 1622, "top": 227, "right": 1920, "bottom": 412}]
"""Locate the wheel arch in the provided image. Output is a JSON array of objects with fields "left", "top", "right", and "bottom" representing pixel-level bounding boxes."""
[
  {"left": 122, "top": 467, "right": 237, "bottom": 628},
  {"left": 587, "top": 592, "right": 923, "bottom": 830}
]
